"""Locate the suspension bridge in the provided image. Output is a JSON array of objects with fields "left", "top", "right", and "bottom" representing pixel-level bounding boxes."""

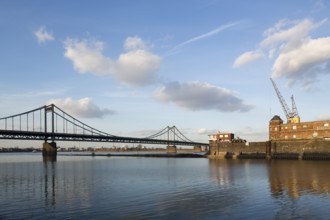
[{"left": 0, "top": 104, "right": 208, "bottom": 156}]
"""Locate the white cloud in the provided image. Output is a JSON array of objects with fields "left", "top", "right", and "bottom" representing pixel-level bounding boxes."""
[
  {"left": 233, "top": 18, "right": 330, "bottom": 89},
  {"left": 124, "top": 36, "right": 148, "bottom": 50},
  {"left": 64, "top": 37, "right": 161, "bottom": 87},
  {"left": 64, "top": 39, "right": 114, "bottom": 75},
  {"left": 47, "top": 97, "right": 115, "bottom": 118},
  {"left": 171, "top": 22, "right": 239, "bottom": 52},
  {"left": 232, "top": 50, "right": 263, "bottom": 68},
  {"left": 272, "top": 37, "right": 330, "bottom": 86},
  {"left": 260, "top": 19, "right": 316, "bottom": 50},
  {"left": 34, "top": 26, "right": 54, "bottom": 43},
  {"left": 116, "top": 50, "right": 160, "bottom": 86},
  {"left": 154, "top": 81, "right": 253, "bottom": 112},
  {"left": 197, "top": 128, "right": 218, "bottom": 135}
]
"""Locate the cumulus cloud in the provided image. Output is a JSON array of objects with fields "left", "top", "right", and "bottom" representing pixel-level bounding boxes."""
[
  {"left": 47, "top": 97, "right": 115, "bottom": 118},
  {"left": 34, "top": 26, "right": 54, "bottom": 43},
  {"left": 272, "top": 37, "right": 330, "bottom": 86},
  {"left": 124, "top": 36, "right": 148, "bottom": 50},
  {"left": 64, "top": 39, "right": 114, "bottom": 75},
  {"left": 232, "top": 50, "right": 263, "bottom": 68},
  {"left": 116, "top": 50, "right": 160, "bottom": 86},
  {"left": 154, "top": 81, "right": 253, "bottom": 112},
  {"left": 233, "top": 18, "right": 330, "bottom": 89},
  {"left": 64, "top": 37, "right": 161, "bottom": 87},
  {"left": 260, "top": 19, "right": 317, "bottom": 50}
]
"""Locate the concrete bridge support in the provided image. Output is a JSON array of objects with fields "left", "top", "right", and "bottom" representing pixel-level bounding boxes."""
[
  {"left": 42, "top": 142, "right": 57, "bottom": 157},
  {"left": 167, "top": 145, "right": 177, "bottom": 153},
  {"left": 193, "top": 146, "right": 202, "bottom": 152}
]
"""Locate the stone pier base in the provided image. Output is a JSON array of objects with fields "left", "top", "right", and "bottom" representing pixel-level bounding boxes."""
[
  {"left": 193, "top": 146, "right": 202, "bottom": 152},
  {"left": 42, "top": 142, "right": 57, "bottom": 157},
  {"left": 167, "top": 145, "right": 177, "bottom": 153}
]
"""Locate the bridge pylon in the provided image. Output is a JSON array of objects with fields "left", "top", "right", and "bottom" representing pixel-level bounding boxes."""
[
  {"left": 42, "top": 141, "right": 57, "bottom": 158},
  {"left": 166, "top": 145, "right": 177, "bottom": 153},
  {"left": 193, "top": 145, "right": 202, "bottom": 152},
  {"left": 43, "top": 104, "right": 57, "bottom": 158}
]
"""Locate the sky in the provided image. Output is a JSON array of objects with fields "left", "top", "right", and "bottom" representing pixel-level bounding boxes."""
[{"left": 1, "top": 0, "right": 330, "bottom": 147}]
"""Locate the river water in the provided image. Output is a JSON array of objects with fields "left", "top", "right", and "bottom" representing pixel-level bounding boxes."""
[{"left": 0, "top": 153, "right": 329, "bottom": 219}]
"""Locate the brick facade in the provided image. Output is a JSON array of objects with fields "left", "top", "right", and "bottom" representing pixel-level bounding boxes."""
[
  {"left": 208, "top": 132, "right": 234, "bottom": 142},
  {"left": 269, "top": 115, "right": 330, "bottom": 141}
]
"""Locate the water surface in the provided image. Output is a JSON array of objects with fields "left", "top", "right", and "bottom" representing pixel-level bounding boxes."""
[{"left": 0, "top": 153, "right": 329, "bottom": 219}]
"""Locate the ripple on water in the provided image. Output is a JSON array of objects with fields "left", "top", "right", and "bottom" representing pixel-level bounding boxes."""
[{"left": 1, "top": 156, "right": 330, "bottom": 219}]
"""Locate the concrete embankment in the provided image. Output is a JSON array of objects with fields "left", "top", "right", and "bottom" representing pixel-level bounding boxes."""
[{"left": 208, "top": 139, "right": 330, "bottom": 160}]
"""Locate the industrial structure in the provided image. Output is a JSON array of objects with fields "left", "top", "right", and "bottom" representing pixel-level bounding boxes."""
[
  {"left": 269, "top": 78, "right": 330, "bottom": 141},
  {"left": 207, "top": 78, "right": 330, "bottom": 160},
  {"left": 270, "top": 78, "right": 300, "bottom": 124}
]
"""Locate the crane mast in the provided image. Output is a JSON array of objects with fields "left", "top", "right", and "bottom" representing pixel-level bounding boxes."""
[
  {"left": 291, "top": 95, "right": 299, "bottom": 118},
  {"left": 270, "top": 78, "right": 300, "bottom": 124}
]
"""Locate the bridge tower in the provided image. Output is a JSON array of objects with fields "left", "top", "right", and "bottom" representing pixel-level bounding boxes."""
[
  {"left": 42, "top": 104, "right": 57, "bottom": 158},
  {"left": 166, "top": 126, "right": 177, "bottom": 153}
]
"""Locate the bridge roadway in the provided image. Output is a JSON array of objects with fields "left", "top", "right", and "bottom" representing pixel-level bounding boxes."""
[{"left": 0, "top": 129, "right": 208, "bottom": 146}]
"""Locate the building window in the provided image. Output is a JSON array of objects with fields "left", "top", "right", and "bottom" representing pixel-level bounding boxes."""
[
  {"left": 324, "top": 123, "right": 329, "bottom": 127},
  {"left": 220, "top": 135, "right": 223, "bottom": 138},
  {"left": 285, "top": 126, "right": 288, "bottom": 130},
  {"left": 292, "top": 125, "right": 297, "bottom": 130},
  {"left": 303, "top": 125, "right": 307, "bottom": 128},
  {"left": 275, "top": 127, "right": 277, "bottom": 131},
  {"left": 285, "top": 135, "right": 288, "bottom": 139},
  {"left": 293, "top": 135, "right": 296, "bottom": 138},
  {"left": 225, "top": 135, "right": 228, "bottom": 138}
]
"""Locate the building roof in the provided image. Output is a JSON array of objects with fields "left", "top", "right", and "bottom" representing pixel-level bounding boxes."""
[{"left": 270, "top": 115, "right": 283, "bottom": 121}]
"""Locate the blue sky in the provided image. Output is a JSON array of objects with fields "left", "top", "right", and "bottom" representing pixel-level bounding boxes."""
[{"left": 1, "top": 0, "right": 330, "bottom": 145}]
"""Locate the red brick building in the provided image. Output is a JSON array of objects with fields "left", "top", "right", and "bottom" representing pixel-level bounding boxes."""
[
  {"left": 269, "top": 115, "right": 330, "bottom": 141},
  {"left": 208, "top": 132, "right": 234, "bottom": 142}
]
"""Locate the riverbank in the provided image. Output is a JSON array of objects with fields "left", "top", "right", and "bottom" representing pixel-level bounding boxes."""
[
  {"left": 62, "top": 152, "right": 207, "bottom": 158},
  {"left": 208, "top": 139, "right": 330, "bottom": 160}
]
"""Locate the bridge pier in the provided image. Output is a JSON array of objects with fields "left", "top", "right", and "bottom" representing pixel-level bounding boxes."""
[
  {"left": 42, "top": 141, "right": 57, "bottom": 158},
  {"left": 166, "top": 145, "right": 177, "bottom": 153},
  {"left": 193, "top": 146, "right": 202, "bottom": 152}
]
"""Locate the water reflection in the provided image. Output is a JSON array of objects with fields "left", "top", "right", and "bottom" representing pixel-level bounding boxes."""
[
  {"left": 268, "top": 160, "right": 330, "bottom": 199},
  {"left": 208, "top": 159, "right": 232, "bottom": 186},
  {"left": 1, "top": 155, "right": 330, "bottom": 219},
  {"left": 43, "top": 155, "right": 57, "bottom": 162},
  {"left": 43, "top": 159, "right": 56, "bottom": 207},
  {"left": 208, "top": 159, "right": 268, "bottom": 187}
]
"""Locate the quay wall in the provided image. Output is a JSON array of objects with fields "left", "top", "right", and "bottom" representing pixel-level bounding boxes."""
[
  {"left": 208, "top": 139, "right": 330, "bottom": 160},
  {"left": 271, "top": 139, "right": 330, "bottom": 153}
]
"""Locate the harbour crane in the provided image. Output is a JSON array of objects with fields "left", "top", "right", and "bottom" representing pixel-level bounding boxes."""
[{"left": 270, "top": 78, "right": 300, "bottom": 124}]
